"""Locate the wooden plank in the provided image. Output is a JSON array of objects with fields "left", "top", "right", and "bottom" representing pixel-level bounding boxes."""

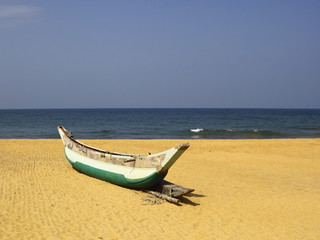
[
  {"left": 142, "top": 180, "right": 195, "bottom": 204},
  {"left": 148, "top": 180, "right": 195, "bottom": 198},
  {"left": 143, "top": 190, "right": 180, "bottom": 204}
]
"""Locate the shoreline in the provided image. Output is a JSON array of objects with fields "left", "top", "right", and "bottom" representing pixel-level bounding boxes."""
[
  {"left": 1, "top": 138, "right": 320, "bottom": 239},
  {"left": 1, "top": 137, "right": 320, "bottom": 141}
]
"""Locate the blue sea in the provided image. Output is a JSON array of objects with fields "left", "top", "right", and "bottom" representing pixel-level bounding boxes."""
[{"left": 0, "top": 108, "right": 319, "bottom": 139}]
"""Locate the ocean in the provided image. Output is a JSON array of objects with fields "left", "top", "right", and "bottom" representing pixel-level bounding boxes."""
[{"left": 0, "top": 108, "right": 319, "bottom": 139}]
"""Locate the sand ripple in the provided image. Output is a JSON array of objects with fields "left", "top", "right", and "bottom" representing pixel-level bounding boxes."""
[{"left": 1, "top": 139, "right": 320, "bottom": 239}]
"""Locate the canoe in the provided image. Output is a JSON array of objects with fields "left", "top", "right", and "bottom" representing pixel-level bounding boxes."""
[{"left": 57, "top": 126, "right": 190, "bottom": 189}]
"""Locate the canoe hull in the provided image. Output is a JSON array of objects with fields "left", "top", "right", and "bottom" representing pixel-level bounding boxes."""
[
  {"left": 58, "top": 126, "right": 189, "bottom": 189},
  {"left": 64, "top": 149, "right": 168, "bottom": 189}
]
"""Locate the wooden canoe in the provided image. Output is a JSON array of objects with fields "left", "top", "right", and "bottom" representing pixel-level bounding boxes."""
[{"left": 57, "top": 126, "right": 190, "bottom": 189}]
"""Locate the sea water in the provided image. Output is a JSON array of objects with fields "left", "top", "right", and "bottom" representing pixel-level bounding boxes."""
[{"left": 0, "top": 108, "right": 319, "bottom": 139}]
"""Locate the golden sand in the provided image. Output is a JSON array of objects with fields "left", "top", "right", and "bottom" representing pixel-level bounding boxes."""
[{"left": 1, "top": 139, "right": 320, "bottom": 240}]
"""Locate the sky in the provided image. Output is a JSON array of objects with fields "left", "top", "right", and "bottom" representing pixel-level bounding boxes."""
[{"left": 0, "top": 0, "right": 319, "bottom": 109}]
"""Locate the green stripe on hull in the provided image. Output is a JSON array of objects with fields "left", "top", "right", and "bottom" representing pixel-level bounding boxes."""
[{"left": 64, "top": 150, "right": 167, "bottom": 189}]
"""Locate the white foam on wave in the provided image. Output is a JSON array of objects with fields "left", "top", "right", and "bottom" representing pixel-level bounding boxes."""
[{"left": 190, "top": 128, "right": 204, "bottom": 133}]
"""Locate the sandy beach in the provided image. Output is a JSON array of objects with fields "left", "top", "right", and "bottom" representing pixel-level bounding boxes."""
[{"left": 1, "top": 138, "right": 320, "bottom": 240}]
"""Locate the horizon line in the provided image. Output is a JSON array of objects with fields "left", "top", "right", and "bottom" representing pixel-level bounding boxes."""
[{"left": 1, "top": 107, "right": 320, "bottom": 111}]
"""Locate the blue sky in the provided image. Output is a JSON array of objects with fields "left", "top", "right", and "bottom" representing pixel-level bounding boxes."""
[{"left": 0, "top": 1, "right": 319, "bottom": 109}]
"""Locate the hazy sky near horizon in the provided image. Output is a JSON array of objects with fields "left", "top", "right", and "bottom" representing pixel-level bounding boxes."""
[{"left": 0, "top": 1, "right": 319, "bottom": 109}]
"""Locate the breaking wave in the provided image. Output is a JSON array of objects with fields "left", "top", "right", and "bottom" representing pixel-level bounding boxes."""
[
  {"left": 187, "top": 128, "right": 284, "bottom": 139},
  {"left": 190, "top": 128, "right": 204, "bottom": 133}
]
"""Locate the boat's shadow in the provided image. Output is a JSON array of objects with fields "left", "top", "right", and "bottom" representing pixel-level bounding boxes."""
[{"left": 178, "top": 193, "right": 205, "bottom": 206}]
